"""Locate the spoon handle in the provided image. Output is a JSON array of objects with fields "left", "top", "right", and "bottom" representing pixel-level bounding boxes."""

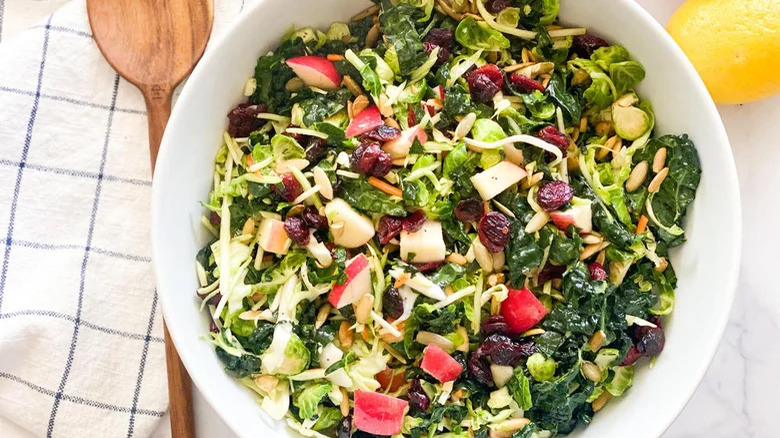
[
  {"left": 143, "top": 86, "right": 196, "bottom": 437},
  {"left": 143, "top": 87, "right": 172, "bottom": 172}
]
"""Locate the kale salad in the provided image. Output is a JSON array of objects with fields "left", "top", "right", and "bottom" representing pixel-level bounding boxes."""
[{"left": 195, "top": 1, "right": 701, "bottom": 437}]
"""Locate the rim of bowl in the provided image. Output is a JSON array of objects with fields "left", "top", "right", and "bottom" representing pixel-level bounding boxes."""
[{"left": 151, "top": 1, "right": 742, "bottom": 437}]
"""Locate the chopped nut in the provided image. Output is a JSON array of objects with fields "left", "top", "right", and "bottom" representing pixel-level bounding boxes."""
[
  {"left": 365, "top": 24, "right": 380, "bottom": 48},
  {"left": 520, "top": 328, "right": 546, "bottom": 336},
  {"left": 625, "top": 161, "right": 649, "bottom": 192},
  {"left": 285, "top": 77, "right": 305, "bottom": 92},
  {"left": 338, "top": 321, "right": 353, "bottom": 348},
  {"left": 581, "top": 361, "right": 602, "bottom": 382},
  {"left": 582, "top": 233, "right": 603, "bottom": 245},
  {"left": 595, "top": 121, "right": 612, "bottom": 136},
  {"left": 339, "top": 387, "right": 350, "bottom": 416},
  {"left": 385, "top": 117, "right": 400, "bottom": 129},
  {"left": 520, "top": 172, "right": 543, "bottom": 190},
  {"left": 589, "top": 330, "right": 606, "bottom": 351},
  {"left": 580, "top": 241, "right": 610, "bottom": 261},
  {"left": 356, "top": 295, "right": 375, "bottom": 324},
  {"left": 241, "top": 217, "right": 255, "bottom": 236},
  {"left": 595, "top": 249, "right": 606, "bottom": 266},
  {"left": 347, "top": 99, "right": 353, "bottom": 119},
  {"left": 592, "top": 391, "right": 612, "bottom": 412},
  {"left": 352, "top": 94, "right": 370, "bottom": 117},
  {"left": 579, "top": 117, "right": 589, "bottom": 132},
  {"left": 342, "top": 75, "right": 363, "bottom": 97},
  {"left": 648, "top": 167, "right": 669, "bottom": 193},
  {"left": 446, "top": 253, "right": 468, "bottom": 266},
  {"left": 315, "top": 304, "right": 332, "bottom": 329},
  {"left": 655, "top": 257, "right": 669, "bottom": 273},
  {"left": 243, "top": 78, "right": 257, "bottom": 97},
  {"left": 445, "top": 285, "right": 455, "bottom": 296},
  {"left": 254, "top": 375, "right": 279, "bottom": 393},
  {"left": 653, "top": 147, "right": 668, "bottom": 173}
]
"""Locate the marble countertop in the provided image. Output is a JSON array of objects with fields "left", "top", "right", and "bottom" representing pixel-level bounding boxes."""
[{"left": 177, "top": 1, "right": 780, "bottom": 437}]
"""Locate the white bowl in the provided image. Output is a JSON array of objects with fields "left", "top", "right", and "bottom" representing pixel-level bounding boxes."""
[{"left": 151, "top": 1, "right": 741, "bottom": 436}]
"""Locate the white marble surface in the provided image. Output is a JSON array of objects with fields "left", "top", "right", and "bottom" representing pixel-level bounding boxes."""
[{"left": 165, "top": 2, "right": 780, "bottom": 437}]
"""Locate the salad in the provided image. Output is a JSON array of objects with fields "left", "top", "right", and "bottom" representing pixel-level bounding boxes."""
[{"left": 195, "top": 1, "right": 702, "bottom": 437}]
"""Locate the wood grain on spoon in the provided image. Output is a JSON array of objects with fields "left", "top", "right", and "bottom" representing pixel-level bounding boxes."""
[{"left": 87, "top": 1, "right": 213, "bottom": 436}]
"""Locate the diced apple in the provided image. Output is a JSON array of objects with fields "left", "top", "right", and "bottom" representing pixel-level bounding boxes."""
[
  {"left": 329, "top": 254, "right": 372, "bottom": 308},
  {"left": 346, "top": 105, "right": 383, "bottom": 138},
  {"left": 258, "top": 218, "right": 291, "bottom": 255},
  {"left": 354, "top": 390, "right": 408, "bottom": 435},
  {"left": 490, "top": 364, "right": 514, "bottom": 388},
  {"left": 500, "top": 287, "right": 548, "bottom": 334},
  {"left": 420, "top": 344, "right": 463, "bottom": 383},
  {"left": 324, "top": 198, "right": 375, "bottom": 248},
  {"left": 306, "top": 233, "right": 333, "bottom": 267},
  {"left": 549, "top": 198, "right": 593, "bottom": 233},
  {"left": 400, "top": 220, "right": 445, "bottom": 263},
  {"left": 470, "top": 161, "right": 528, "bottom": 200},
  {"left": 382, "top": 125, "right": 428, "bottom": 159},
  {"left": 319, "top": 342, "right": 343, "bottom": 369},
  {"left": 286, "top": 56, "right": 342, "bottom": 90}
]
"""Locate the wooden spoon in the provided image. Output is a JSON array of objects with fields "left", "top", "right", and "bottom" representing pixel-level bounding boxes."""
[{"left": 87, "top": 1, "right": 213, "bottom": 436}]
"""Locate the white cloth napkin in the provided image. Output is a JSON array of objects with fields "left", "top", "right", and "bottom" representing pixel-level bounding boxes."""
[{"left": 0, "top": 0, "right": 248, "bottom": 436}]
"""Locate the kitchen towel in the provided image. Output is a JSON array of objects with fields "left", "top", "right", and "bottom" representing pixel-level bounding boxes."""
[{"left": 0, "top": 0, "right": 249, "bottom": 436}]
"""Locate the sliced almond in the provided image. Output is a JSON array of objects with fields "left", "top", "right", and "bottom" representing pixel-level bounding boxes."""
[
  {"left": 342, "top": 75, "right": 363, "bottom": 97},
  {"left": 355, "top": 293, "right": 374, "bottom": 324},
  {"left": 339, "top": 387, "right": 350, "bottom": 416},
  {"left": 385, "top": 117, "right": 400, "bottom": 129},
  {"left": 454, "top": 112, "right": 477, "bottom": 140},
  {"left": 365, "top": 24, "right": 380, "bottom": 48},
  {"left": 625, "top": 161, "right": 648, "bottom": 192},
  {"left": 595, "top": 121, "right": 612, "bottom": 136},
  {"left": 581, "top": 233, "right": 603, "bottom": 245},
  {"left": 525, "top": 211, "right": 550, "bottom": 234},
  {"left": 648, "top": 167, "right": 669, "bottom": 193},
  {"left": 378, "top": 94, "right": 393, "bottom": 117},
  {"left": 580, "top": 241, "right": 609, "bottom": 261},
  {"left": 653, "top": 147, "right": 667, "bottom": 173},
  {"left": 352, "top": 94, "right": 369, "bottom": 117},
  {"left": 313, "top": 167, "right": 334, "bottom": 200},
  {"left": 315, "top": 303, "right": 332, "bottom": 329}
]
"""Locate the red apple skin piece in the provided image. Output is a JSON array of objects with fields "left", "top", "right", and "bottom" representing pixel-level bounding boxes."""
[
  {"left": 285, "top": 56, "right": 342, "bottom": 90},
  {"left": 433, "top": 85, "right": 445, "bottom": 101},
  {"left": 420, "top": 344, "right": 463, "bottom": 383},
  {"left": 500, "top": 287, "right": 549, "bottom": 334},
  {"left": 382, "top": 125, "right": 428, "bottom": 159},
  {"left": 345, "top": 105, "right": 383, "bottom": 138},
  {"left": 354, "top": 390, "right": 408, "bottom": 435},
  {"left": 328, "top": 254, "right": 371, "bottom": 308},
  {"left": 549, "top": 211, "right": 575, "bottom": 231}
]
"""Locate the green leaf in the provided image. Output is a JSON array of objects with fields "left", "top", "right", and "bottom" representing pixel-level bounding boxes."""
[
  {"left": 471, "top": 118, "right": 507, "bottom": 142},
  {"left": 591, "top": 45, "right": 630, "bottom": 70},
  {"left": 521, "top": 91, "right": 556, "bottom": 120},
  {"left": 547, "top": 72, "right": 582, "bottom": 123},
  {"left": 455, "top": 17, "right": 510, "bottom": 51},
  {"left": 379, "top": 3, "right": 427, "bottom": 75},
  {"left": 508, "top": 367, "right": 533, "bottom": 410},
  {"left": 610, "top": 61, "right": 646, "bottom": 94},
  {"left": 338, "top": 178, "right": 407, "bottom": 216},
  {"left": 605, "top": 366, "right": 634, "bottom": 396},
  {"left": 294, "top": 381, "right": 331, "bottom": 420},
  {"left": 313, "top": 407, "right": 343, "bottom": 431}
]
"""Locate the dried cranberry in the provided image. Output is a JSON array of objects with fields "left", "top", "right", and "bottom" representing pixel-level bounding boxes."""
[
  {"left": 337, "top": 415, "right": 352, "bottom": 438},
  {"left": 414, "top": 261, "right": 443, "bottom": 273},
  {"left": 650, "top": 316, "right": 663, "bottom": 328},
  {"left": 479, "top": 334, "right": 536, "bottom": 366},
  {"left": 478, "top": 212, "right": 511, "bottom": 253},
  {"left": 467, "top": 353, "right": 494, "bottom": 387},
  {"left": 481, "top": 315, "right": 510, "bottom": 336},
  {"left": 204, "top": 291, "right": 222, "bottom": 306},
  {"left": 485, "top": 0, "right": 511, "bottom": 13},
  {"left": 408, "top": 378, "right": 430, "bottom": 412},
  {"left": 209, "top": 319, "right": 219, "bottom": 333},
  {"left": 537, "top": 264, "right": 566, "bottom": 285},
  {"left": 274, "top": 173, "right": 303, "bottom": 202},
  {"left": 209, "top": 211, "right": 221, "bottom": 226},
  {"left": 382, "top": 286, "right": 404, "bottom": 319},
  {"left": 403, "top": 210, "right": 427, "bottom": 232},
  {"left": 351, "top": 142, "right": 393, "bottom": 177},
  {"left": 226, "top": 103, "right": 265, "bottom": 138},
  {"left": 425, "top": 28, "right": 455, "bottom": 50},
  {"left": 572, "top": 34, "right": 609, "bottom": 59},
  {"left": 467, "top": 65, "right": 504, "bottom": 102},
  {"left": 454, "top": 198, "right": 484, "bottom": 223},
  {"left": 361, "top": 125, "right": 402, "bottom": 142},
  {"left": 423, "top": 42, "right": 451, "bottom": 66},
  {"left": 304, "top": 137, "right": 327, "bottom": 164},
  {"left": 621, "top": 345, "right": 642, "bottom": 366},
  {"left": 634, "top": 326, "right": 665, "bottom": 357},
  {"left": 302, "top": 206, "right": 328, "bottom": 230},
  {"left": 507, "top": 73, "right": 545, "bottom": 94},
  {"left": 284, "top": 216, "right": 310, "bottom": 246},
  {"left": 283, "top": 124, "right": 304, "bottom": 142},
  {"left": 407, "top": 107, "right": 417, "bottom": 128},
  {"left": 588, "top": 262, "right": 607, "bottom": 281},
  {"left": 537, "top": 126, "right": 570, "bottom": 158},
  {"left": 377, "top": 215, "right": 403, "bottom": 244},
  {"left": 536, "top": 180, "right": 574, "bottom": 211}
]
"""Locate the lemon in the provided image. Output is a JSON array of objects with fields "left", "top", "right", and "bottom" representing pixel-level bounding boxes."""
[{"left": 666, "top": 0, "right": 780, "bottom": 104}]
